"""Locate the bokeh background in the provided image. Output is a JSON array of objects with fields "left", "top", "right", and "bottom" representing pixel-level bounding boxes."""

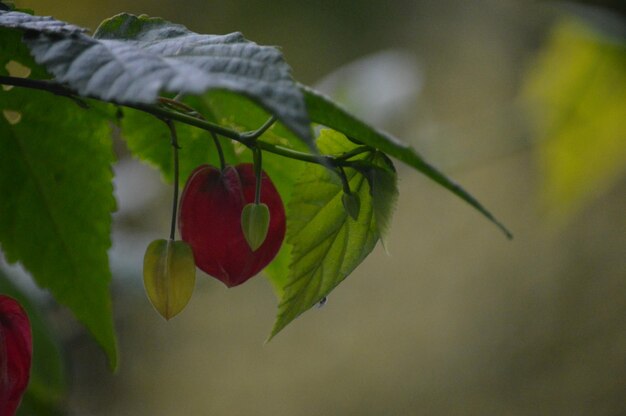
[{"left": 5, "top": 0, "right": 626, "bottom": 414}]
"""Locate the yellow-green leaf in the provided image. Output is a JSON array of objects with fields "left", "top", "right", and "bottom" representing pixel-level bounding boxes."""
[{"left": 524, "top": 18, "right": 626, "bottom": 223}]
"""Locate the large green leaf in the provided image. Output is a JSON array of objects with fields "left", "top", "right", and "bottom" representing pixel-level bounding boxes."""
[
  {"left": 0, "top": 85, "right": 117, "bottom": 368},
  {"left": 301, "top": 85, "right": 512, "bottom": 238},
  {"left": 524, "top": 18, "right": 626, "bottom": 222},
  {"left": 270, "top": 130, "right": 383, "bottom": 338},
  {"left": 0, "top": 10, "right": 313, "bottom": 145}
]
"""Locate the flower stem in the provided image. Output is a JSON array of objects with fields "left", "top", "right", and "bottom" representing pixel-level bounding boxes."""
[
  {"left": 210, "top": 131, "right": 227, "bottom": 171},
  {"left": 253, "top": 147, "right": 263, "bottom": 204},
  {"left": 165, "top": 120, "right": 180, "bottom": 241}
]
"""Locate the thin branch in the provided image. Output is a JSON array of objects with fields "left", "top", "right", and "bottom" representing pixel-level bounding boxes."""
[
  {"left": 164, "top": 120, "right": 180, "bottom": 241},
  {"left": 242, "top": 115, "right": 277, "bottom": 141},
  {"left": 0, "top": 75, "right": 352, "bottom": 168}
]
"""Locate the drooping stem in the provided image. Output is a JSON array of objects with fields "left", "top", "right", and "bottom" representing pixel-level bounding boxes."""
[
  {"left": 253, "top": 147, "right": 263, "bottom": 205},
  {"left": 335, "top": 146, "right": 372, "bottom": 161},
  {"left": 165, "top": 120, "right": 180, "bottom": 241},
  {"left": 210, "top": 131, "right": 227, "bottom": 171},
  {"left": 337, "top": 166, "right": 352, "bottom": 195}
]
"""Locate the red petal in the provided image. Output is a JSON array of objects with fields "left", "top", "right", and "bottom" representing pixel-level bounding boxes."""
[{"left": 0, "top": 295, "right": 32, "bottom": 416}]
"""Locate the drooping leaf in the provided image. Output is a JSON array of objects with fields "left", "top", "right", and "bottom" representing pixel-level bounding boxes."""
[
  {"left": 269, "top": 130, "right": 380, "bottom": 339},
  {"left": 358, "top": 152, "right": 398, "bottom": 250},
  {"left": 0, "top": 272, "right": 66, "bottom": 416},
  {"left": 0, "top": 85, "right": 118, "bottom": 368},
  {"left": 0, "top": 11, "right": 313, "bottom": 146},
  {"left": 524, "top": 18, "right": 626, "bottom": 223},
  {"left": 301, "top": 84, "right": 512, "bottom": 239}
]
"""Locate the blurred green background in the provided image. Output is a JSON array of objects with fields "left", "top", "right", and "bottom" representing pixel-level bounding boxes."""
[{"left": 6, "top": 0, "right": 626, "bottom": 414}]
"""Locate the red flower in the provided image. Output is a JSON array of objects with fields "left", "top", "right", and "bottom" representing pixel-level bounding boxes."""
[
  {"left": 179, "top": 164, "right": 286, "bottom": 287},
  {"left": 0, "top": 295, "right": 32, "bottom": 416}
]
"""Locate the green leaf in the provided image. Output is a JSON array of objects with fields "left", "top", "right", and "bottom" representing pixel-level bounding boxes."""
[
  {"left": 0, "top": 272, "right": 66, "bottom": 415},
  {"left": 0, "top": 85, "right": 118, "bottom": 368},
  {"left": 301, "top": 84, "right": 512, "bottom": 239},
  {"left": 0, "top": 10, "right": 313, "bottom": 146},
  {"left": 269, "top": 130, "right": 379, "bottom": 339},
  {"left": 524, "top": 18, "right": 626, "bottom": 223}
]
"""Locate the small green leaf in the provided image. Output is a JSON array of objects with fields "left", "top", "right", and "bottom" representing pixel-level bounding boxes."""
[
  {"left": 269, "top": 130, "right": 379, "bottom": 339},
  {"left": 143, "top": 239, "right": 196, "bottom": 320},
  {"left": 301, "top": 84, "right": 512, "bottom": 238},
  {"left": 341, "top": 191, "right": 361, "bottom": 220},
  {"left": 241, "top": 203, "right": 270, "bottom": 251}
]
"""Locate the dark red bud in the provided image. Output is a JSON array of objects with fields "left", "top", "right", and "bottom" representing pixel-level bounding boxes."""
[{"left": 0, "top": 295, "right": 32, "bottom": 416}]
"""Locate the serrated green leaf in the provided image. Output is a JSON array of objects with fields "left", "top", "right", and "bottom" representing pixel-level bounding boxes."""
[
  {"left": 0, "top": 85, "right": 118, "bottom": 368},
  {"left": 301, "top": 84, "right": 512, "bottom": 239},
  {"left": 0, "top": 10, "right": 313, "bottom": 146},
  {"left": 269, "top": 130, "right": 379, "bottom": 339},
  {"left": 524, "top": 18, "right": 626, "bottom": 223}
]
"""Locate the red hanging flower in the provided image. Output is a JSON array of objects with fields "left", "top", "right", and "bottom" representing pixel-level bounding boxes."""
[
  {"left": 0, "top": 295, "right": 32, "bottom": 416},
  {"left": 179, "top": 164, "right": 286, "bottom": 287}
]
